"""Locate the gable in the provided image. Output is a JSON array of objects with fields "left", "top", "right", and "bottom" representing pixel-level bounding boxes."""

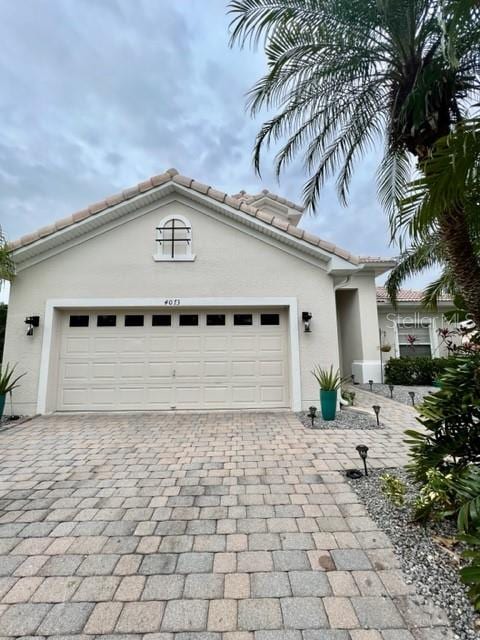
[{"left": 11, "top": 195, "right": 343, "bottom": 310}]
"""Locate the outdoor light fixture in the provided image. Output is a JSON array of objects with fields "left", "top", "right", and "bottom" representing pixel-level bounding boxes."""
[
  {"left": 356, "top": 444, "right": 369, "bottom": 476},
  {"left": 24, "top": 316, "right": 40, "bottom": 336},
  {"left": 388, "top": 384, "right": 394, "bottom": 399},
  {"left": 307, "top": 406, "right": 317, "bottom": 428},
  {"left": 372, "top": 405, "right": 381, "bottom": 426},
  {"left": 408, "top": 391, "right": 415, "bottom": 406},
  {"left": 351, "top": 374, "right": 355, "bottom": 384},
  {"left": 302, "top": 312, "right": 312, "bottom": 333},
  {"left": 368, "top": 379, "right": 374, "bottom": 392}
]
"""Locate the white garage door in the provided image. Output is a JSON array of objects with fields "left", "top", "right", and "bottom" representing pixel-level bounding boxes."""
[{"left": 57, "top": 308, "right": 290, "bottom": 411}]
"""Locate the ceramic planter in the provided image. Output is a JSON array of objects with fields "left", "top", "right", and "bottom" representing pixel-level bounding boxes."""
[
  {"left": 0, "top": 394, "right": 5, "bottom": 420},
  {"left": 320, "top": 389, "right": 337, "bottom": 421}
]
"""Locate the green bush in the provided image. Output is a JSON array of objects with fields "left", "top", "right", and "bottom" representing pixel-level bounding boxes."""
[
  {"left": 406, "top": 354, "right": 480, "bottom": 482},
  {"left": 384, "top": 356, "right": 453, "bottom": 385}
]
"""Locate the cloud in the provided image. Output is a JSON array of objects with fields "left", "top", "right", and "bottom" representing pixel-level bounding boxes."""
[{"left": 0, "top": 0, "right": 435, "bottom": 299}]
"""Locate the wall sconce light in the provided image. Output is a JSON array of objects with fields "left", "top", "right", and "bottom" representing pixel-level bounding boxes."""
[
  {"left": 302, "top": 312, "right": 312, "bottom": 333},
  {"left": 24, "top": 316, "right": 40, "bottom": 336},
  {"left": 356, "top": 444, "right": 369, "bottom": 476}
]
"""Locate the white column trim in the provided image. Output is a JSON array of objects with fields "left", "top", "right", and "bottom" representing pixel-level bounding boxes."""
[{"left": 36, "top": 296, "right": 302, "bottom": 414}]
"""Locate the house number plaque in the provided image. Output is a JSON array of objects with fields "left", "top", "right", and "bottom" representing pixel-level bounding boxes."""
[{"left": 164, "top": 299, "right": 181, "bottom": 306}]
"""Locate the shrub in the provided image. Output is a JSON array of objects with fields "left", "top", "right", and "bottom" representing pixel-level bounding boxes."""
[
  {"left": 380, "top": 473, "right": 407, "bottom": 507},
  {"left": 406, "top": 354, "right": 480, "bottom": 483},
  {"left": 384, "top": 356, "right": 454, "bottom": 385}
]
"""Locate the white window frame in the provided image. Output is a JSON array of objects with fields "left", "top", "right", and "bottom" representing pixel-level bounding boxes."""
[
  {"left": 153, "top": 214, "right": 195, "bottom": 262},
  {"left": 395, "top": 318, "right": 432, "bottom": 357}
]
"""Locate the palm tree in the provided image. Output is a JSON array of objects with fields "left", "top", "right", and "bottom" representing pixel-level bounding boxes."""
[
  {"left": 0, "top": 226, "right": 14, "bottom": 288},
  {"left": 229, "top": 0, "right": 480, "bottom": 323},
  {"left": 387, "top": 117, "right": 480, "bottom": 311}
]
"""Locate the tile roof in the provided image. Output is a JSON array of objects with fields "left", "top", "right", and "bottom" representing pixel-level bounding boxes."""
[
  {"left": 231, "top": 189, "right": 304, "bottom": 212},
  {"left": 376, "top": 286, "right": 453, "bottom": 303},
  {"left": 8, "top": 168, "right": 392, "bottom": 268}
]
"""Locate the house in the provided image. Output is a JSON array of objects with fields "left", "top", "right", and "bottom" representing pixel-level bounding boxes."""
[
  {"left": 3, "top": 169, "right": 395, "bottom": 415},
  {"left": 376, "top": 287, "right": 457, "bottom": 361}
]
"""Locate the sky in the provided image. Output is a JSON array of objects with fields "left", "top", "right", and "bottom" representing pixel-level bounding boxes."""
[{"left": 0, "top": 0, "right": 436, "bottom": 303}]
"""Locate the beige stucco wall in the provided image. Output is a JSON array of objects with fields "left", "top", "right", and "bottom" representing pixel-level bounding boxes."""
[
  {"left": 377, "top": 305, "right": 458, "bottom": 361},
  {"left": 3, "top": 194, "right": 343, "bottom": 414}
]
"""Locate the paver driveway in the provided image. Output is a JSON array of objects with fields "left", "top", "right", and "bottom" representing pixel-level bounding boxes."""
[{"left": 0, "top": 404, "right": 452, "bottom": 639}]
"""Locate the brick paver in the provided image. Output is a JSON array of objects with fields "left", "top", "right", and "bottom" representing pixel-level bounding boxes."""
[{"left": 0, "top": 408, "right": 453, "bottom": 637}]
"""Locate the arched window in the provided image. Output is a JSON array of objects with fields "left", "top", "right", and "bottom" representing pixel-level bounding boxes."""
[{"left": 155, "top": 215, "right": 194, "bottom": 261}]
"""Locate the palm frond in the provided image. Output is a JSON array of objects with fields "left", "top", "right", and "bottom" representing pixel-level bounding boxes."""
[
  {"left": 0, "top": 226, "right": 15, "bottom": 289},
  {"left": 384, "top": 236, "right": 442, "bottom": 306}
]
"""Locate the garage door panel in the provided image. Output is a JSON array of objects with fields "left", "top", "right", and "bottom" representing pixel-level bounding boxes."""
[
  {"left": 231, "top": 336, "right": 256, "bottom": 352},
  {"left": 64, "top": 337, "right": 90, "bottom": 354},
  {"left": 175, "top": 362, "right": 202, "bottom": 378},
  {"left": 91, "top": 387, "right": 116, "bottom": 405},
  {"left": 204, "top": 386, "right": 229, "bottom": 404},
  {"left": 58, "top": 308, "right": 289, "bottom": 411},
  {"left": 149, "top": 337, "right": 174, "bottom": 352},
  {"left": 61, "top": 388, "right": 88, "bottom": 406},
  {"left": 204, "top": 336, "right": 228, "bottom": 352},
  {"left": 119, "top": 362, "right": 145, "bottom": 379},
  {"left": 94, "top": 337, "right": 119, "bottom": 353},
  {"left": 175, "top": 386, "right": 202, "bottom": 405},
  {"left": 63, "top": 363, "right": 89, "bottom": 380},
  {"left": 259, "top": 361, "right": 284, "bottom": 376},
  {"left": 260, "top": 386, "right": 285, "bottom": 402},
  {"left": 146, "top": 387, "right": 174, "bottom": 405},
  {"left": 232, "top": 386, "right": 257, "bottom": 403},
  {"left": 176, "top": 336, "right": 202, "bottom": 352},
  {"left": 117, "top": 387, "right": 146, "bottom": 405},
  {"left": 92, "top": 362, "right": 117, "bottom": 379},
  {"left": 204, "top": 361, "right": 229, "bottom": 377},
  {"left": 232, "top": 360, "right": 256, "bottom": 377},
  {"left": 123, "top": 337, "right": 146, "bottom": 353},
  {"left": 148, "top": 362, "right": 173, "bottom": 378},
  {"left": 259, "top": 336, "right": 284, "bottom": 351}
]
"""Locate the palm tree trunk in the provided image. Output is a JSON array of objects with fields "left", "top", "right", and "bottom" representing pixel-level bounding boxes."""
[{"left": 438, "top": 208, "right": 480, "bottom": 327}]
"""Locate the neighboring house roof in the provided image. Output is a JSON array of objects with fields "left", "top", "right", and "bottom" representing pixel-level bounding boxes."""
[
  {"left": 376, "top": 287, "right": 453, "bottom": 303},
  {"left": 8, "top": 168, "right": 395, "bottom": 272}
]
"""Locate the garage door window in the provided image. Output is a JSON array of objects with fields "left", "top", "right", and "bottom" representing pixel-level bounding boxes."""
[
  {"left": 179, "top": 314, "right": 199, "bottom": 326},
  {"left": 97, "top": 315, "right": 116, "bottom": 327},
  {"left": 125, "top": 315, "right": 144, "bottom": 327},
  {"left": 207, "top": 314, "right": 226, "bottom": 326},
  {"left": 69, "top": 315, "right": 89, "bottom": 327},
  {"left": 152, "top": 315, "right": 171, "bottom": 326},
  {"left": 261, "top": 313, "right": 280, "bottom": 326},
  {"left": 234, "top": 314, "right": 253, "bottom": 326}
]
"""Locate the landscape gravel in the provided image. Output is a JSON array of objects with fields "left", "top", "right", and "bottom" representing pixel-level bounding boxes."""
[
  {"left": 348, "top": 468, "right": 479, "bottom": 640},
  {"left": 296, "top": 406, "right": 383, "bottom": 430},
  {"left": 358, "top": 382, "right": 437, "bottom": 406}
]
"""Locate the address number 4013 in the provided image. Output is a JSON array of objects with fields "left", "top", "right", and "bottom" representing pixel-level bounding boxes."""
[{"left": 164, "top": 299, "right": 181, "bottom": 306}]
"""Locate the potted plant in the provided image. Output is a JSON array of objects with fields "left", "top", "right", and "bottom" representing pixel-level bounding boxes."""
[
  {"left": 0, "top": 364, "right": 25, "bottom": 420},
  {"left": 312, "top": 365, "right": 346, "bottom": 421}
]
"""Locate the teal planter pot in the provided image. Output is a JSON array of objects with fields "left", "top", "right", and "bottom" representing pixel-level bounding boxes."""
[
  {"left": 0, "top": 394, "right": 5, "bottom": 420},
  {"left": 320, "top": 389, "right": 337, "bottom": 421}
]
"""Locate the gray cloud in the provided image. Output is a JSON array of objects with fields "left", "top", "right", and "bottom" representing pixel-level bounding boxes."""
[{"left": 0, "top": 0, "right": 435, "bottom": 294}]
